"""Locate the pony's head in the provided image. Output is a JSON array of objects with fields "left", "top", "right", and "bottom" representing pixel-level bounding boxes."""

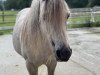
[
  {"left": 31, "top": 0, "right": 72, "bottom": 61},
  {"left": 40, "top": 0, "right": 72, "bottom": 62}
]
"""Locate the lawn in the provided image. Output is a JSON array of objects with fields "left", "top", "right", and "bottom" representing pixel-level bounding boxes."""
[{"left": 0, "top": 30, "right": 12, "bottom": 35}]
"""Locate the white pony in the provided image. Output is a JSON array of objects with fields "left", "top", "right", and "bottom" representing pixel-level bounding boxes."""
[{"left": 13, "top": 0, "right": 72, "bottom": 75}]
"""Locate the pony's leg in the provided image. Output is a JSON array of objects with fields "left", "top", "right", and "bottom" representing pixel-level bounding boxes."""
[
  {"left": 46, "top": 59, "right": 57, "bottom": 75},
  {"left": 26, "top": 60, "right": 38, "bottom": 75}
]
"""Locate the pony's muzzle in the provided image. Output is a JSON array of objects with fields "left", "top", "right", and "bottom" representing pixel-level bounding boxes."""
[{"left": 56, "top": 46, "right": 72, "bottom": 61}]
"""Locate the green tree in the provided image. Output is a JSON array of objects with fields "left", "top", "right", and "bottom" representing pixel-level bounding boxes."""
[
  {"left": 5, "top": 0, "right": 100, "bottom": 9},
  {"left": 5, "top": 0, "right": 32, "bottom": 10},
  {"left": 17, "top": 0, "right": 32, "bottom": 9},
  {"left": 66, "top": 0, "right": 88, "bottom": 8},
  {"left": 5, "top": 0, "right": 18, "bottom": 9},
  {"left": 94, "top": 0, "right": 100, "bottom": 6},
  {"left": 66, "top": 0, "right": 100, "bottom": 8},
  {"left": 87, "top": 0, "right": 95, "bottom": 7}
]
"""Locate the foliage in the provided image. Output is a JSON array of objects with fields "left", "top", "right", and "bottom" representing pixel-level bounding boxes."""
[
  {"left": 5, "top": 0, "right": 32, "bottom": 10},
  {"left": 66, "top": 0, "right": 100, "bottom": 8},
  {"left": 0, "top": 4, "right": 2, "bottom": 10},
  {"left": 2, "top": 0, "right": 100, "bottom": 10},
  {"left": 5, "top": 0, "right": 18, "bottom": 10},
  {"left": 66, "top": 0, "right": 88, "bottom": 8},
  {"left": 93, "top": 0, "right": 100, "bottom": 6}
]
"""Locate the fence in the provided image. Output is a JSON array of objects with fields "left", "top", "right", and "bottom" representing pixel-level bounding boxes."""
[
  {"left": 0, "top": 7, "right": 100, "bottom": 30},
  {"left": 68, "top": 6, "right": 100, "bottom": 25},
  {"left": 0, "top": 10, "right": 17, "bottom": 30}
]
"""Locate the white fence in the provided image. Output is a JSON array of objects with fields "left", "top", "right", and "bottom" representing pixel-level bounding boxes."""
[{"left": 68, "top": 6, "right": 100, "bottom": 25}]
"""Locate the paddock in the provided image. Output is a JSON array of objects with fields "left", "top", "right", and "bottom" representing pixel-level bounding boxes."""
[{"left": 0, "top": 28, "right": 100, "bottom": 75}]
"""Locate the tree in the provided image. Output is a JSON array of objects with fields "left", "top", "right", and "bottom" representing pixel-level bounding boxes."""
[
  {"left": 17, "top": 0, "right": 32, "bottom": 9},
  {"left": 5, "top": 0, "right": 100, "bottom": 10},
  {"left": 66, "top": 0, "right": 88, "bottom": 8},
  {"left": 66, "top": 0, "right": 100, "bottom": 8},
  {"left": 0, "top": 1, "right": 2, "bottom": 10},
  {"left": 5, "top": 0, "right": 18, "bottom": 9},
  {"left": 0, "top": 4, "right": 2, "bottom": 10},
  {"left": 94, "top": 0, "right": 100, "bottom": 6},
  {"left": 87, "top": 0, "right": 95, "bottom": 7},
  {"left": 5, "top": 0, "right": 32, "bottom": 10}
]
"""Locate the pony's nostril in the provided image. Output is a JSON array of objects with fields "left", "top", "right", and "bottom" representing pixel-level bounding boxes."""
[
  {"left": 56, "top": 50, "right": 61, "bottom": 59},
  {"left": 56, "top": 47, "right": 72, "bottom": 61},
  {"left": 62, "top": 50, "right": 69, "bottom": 56},
  {"left": 60, "top": 50, "right": 71, "bottom": 61}
]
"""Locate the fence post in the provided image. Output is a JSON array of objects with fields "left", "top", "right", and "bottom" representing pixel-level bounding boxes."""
[
  {"left": 1, "top": 0, "right": 5, "bottom": 23},
  {"left": 2, "top": 10, "right": 5, "bottom": 23},
  {"left": 90, "top": 8, "right": 95, "bottom": 23}
]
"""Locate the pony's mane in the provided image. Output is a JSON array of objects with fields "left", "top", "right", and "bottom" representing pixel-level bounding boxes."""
[
  {"left": 24, "top": 0, "right": 66, "bottom": 33},
  {"left": 44, "top": 0, "right": 64, "bottom": 26},
  {"left": 43, "top": 0, "right": 67, "bottom": 41},
  {"left": 21, "top": 0, "right": 42, "bottom": 49}
]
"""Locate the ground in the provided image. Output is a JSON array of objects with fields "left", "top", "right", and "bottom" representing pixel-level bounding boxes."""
[{"left": 0, "top": 28, "right": 100, "bottom": 75}]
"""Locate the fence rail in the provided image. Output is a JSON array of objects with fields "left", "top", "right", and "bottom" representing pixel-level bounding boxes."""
[
  {"left": 0, "top": 7, "right": 100, "bottom": 30},
  {"left": 0, "top": 26, "right": 13, "bottom": 30}
]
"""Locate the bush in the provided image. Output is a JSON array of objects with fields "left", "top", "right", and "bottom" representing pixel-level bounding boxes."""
[{"left": 5, "top": 0, "right": 32, "bottom": 10}]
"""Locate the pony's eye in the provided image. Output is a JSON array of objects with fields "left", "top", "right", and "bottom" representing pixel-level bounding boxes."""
[{"left": 67, "top": 13, "right": 70, "bottom": 19}]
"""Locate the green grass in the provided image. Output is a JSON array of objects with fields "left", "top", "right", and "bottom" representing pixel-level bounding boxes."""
[
  {"left": 0, "top": 11, "right": 18, "bottom": 15},
  {"left": 68, "top": 17, "right": 90, "bottom": 23},
  {"left": 0, "top": 30, "right": 12, "bottom": 35},
  {"left": 95, "top": 15, "right": 100, "bottom": 22}
]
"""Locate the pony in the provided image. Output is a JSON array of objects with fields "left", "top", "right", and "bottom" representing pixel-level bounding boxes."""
[{"left": 13, "top": 0, "right": 72, "bottom": 75}]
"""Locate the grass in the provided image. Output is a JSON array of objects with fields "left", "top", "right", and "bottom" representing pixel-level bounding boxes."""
[
  {"left": 0, "top": 10, "right": 18, "bottom": 15},
  {"left": 0, "top": 30, "right": 12, "bottom": 35}
]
